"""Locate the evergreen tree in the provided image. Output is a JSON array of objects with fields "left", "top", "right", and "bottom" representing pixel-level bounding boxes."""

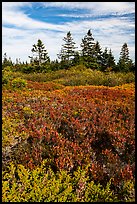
[
  {"left": 117, "top": 43, "right": 134, "bottom": 72},
  {"left": 72, "top": 51, "right": 81, "bottom": 66},
  {"left": 100, "top": 48, "right": 115, "bottom": 71},
  {"left": 100, "top": 48, "right": 109, "bottom": 71},
  {"left": 107, "top": 49, "right": 116, "bottom": 70},
  {"left": 57, "top": 47, "right": 67, "bottom": 61},
  {"left": 80, "top": 29, "right": 96, "bottom": 68},
  {"left": 2, "top": 53, "right": 13, "bottom": 69},
  {"left": 15, "top": 58, "right": 21, "bottom": 65},
  {"left": 81, "top": 29, "right": 95, "bottom": 58},
  {"left": 58, "top": 31, "right": 77, "bottom": 62},
  {"left": 93, "top": 41, "right": 103, "bottom": 65},
  {"left": 119, "top": 43, "right": 130, "bottom": 62},
  {"left": 50, "top": 59, "right": 60, "bottom": 71},
  {"left": 29, "top": 39, "right": 50, "bottom": 66}
]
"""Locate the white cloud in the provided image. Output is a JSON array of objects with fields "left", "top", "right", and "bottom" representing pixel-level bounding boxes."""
[
  {"left": 2, "top": 5, "right": 62, "bottom": 31},
  {"left": 2, "top": 26, "right": 65, "bottom": 62},
  {"left": 2, "top": 2, "right": 135, "bottom": 63},
  {"left": 42, "top": 2, "right": 135, "bottom": 15},
  {"left": 2, "top": 2, "right": 70, "bottom": 31}
]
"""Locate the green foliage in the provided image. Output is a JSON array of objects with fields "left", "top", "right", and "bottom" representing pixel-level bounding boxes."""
[
  {"left": 9, "top": 66, "right": 135, "bottom": 87},
  {"left": 117, "top": 43, "right": 134, "bottom": 72},
  {"left": 19, "top": 64, "right": 51, "bottom": 74},
  {"left": 84, "top": 179, "right": 116, "bottom": 202},
  {"left": 52, "top": 68, "right": 135, "bottom": 87},
  {"left": 11, "top": 78, "right": 27, "bottom": 89},
  {"left": 119, "top": 180, "right": 135, "bottom": 202},
  {"left": 2, "top": 66, "right": 14, "bottom": 85},
  {"left": 3, "top": 32, "right": 134, "bottom": 73},
  {"left": 58, "top": 31, "right": 77, "bottom": 62},
  {"left": 2, "top": 78, "right": 135, "bottom": 201},
  {"left": 85, "top": 61, "right": 100, "bottom": 70},
  {"left": 21, "top": 65, "right": 36, "bottom": 73},
  {"left": 93, "top": 41, "right": 103, "bottom": 65},
  {"left": 81, "top": 29, "right": 95, "bottom": 58},
  {"left": 2, "top": 53, "right": 13, "bottom": 69},
  {"left": 29, "top": 39, "right": 50, "bottom": 66},
  {"left": 2, "top": 67, "right": 28, "bottom": 89},
  {"left": 2, "top": 117, "right": 21, "bottom": 149},
  {"left": 2, "top": 161, "right": 135, "bottom": 202},
  {"left": 2, "top": 29, "right": 135, "bottom": 202}
]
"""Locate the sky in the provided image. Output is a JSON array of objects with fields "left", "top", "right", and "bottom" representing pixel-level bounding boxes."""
[{"left": 2, "top": 2, "right": 135, "bottom": 63}]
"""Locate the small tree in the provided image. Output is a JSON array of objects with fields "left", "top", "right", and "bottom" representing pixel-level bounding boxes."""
[
  {"left": 2, "top": 53, "right": 13, "bottom": 69},
  {"left": 80, "top": 29, "right": 96, "bottom": 68},
  {"left": 107, "top": 49, "right": 116, "bottom": 71},
  {"left": 81, "top": 29, "right": 95, "bottom": 57},
  {"left": 58, "top": 31, "right": 77, "bottom": 63},
  {"left": 29, "top": 39, "right": 50, "bottom": 66},
  {"left": 117, "top": 43, "right": 134, "bottom": 72},
  {"left": 100, "top": 48, "right": 115, "bottom": 72}
]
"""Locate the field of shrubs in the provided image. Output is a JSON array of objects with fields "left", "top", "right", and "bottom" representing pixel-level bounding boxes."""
[{"left": 2, "top": 67, "right": 135, "bottom": 202}]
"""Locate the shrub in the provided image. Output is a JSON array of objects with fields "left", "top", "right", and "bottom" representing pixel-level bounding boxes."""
[
  {"left": 26, "top": 81, "right": 65, "bottom": 91},
  {"left": 10, "top": 66, "right": 135, "bottom": 87},
  {"left": 2, "top": 66, "right": 13, "bottom": 85},
  {"left": 11, "top": 78, "right": 27, "bottom": 89},
  {"left": 21, "top": 65, "right": 36, "bottom": 73},
  {"left": 2, "top": 80, "right": 135, "bottom": 202},
  {"left": 2, "top": 161, "right": 135, "bottom": 202}
]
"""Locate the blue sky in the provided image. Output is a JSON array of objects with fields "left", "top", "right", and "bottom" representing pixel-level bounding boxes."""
[{"left": 2, "top": 2, "right": 135, "bottom": 63}]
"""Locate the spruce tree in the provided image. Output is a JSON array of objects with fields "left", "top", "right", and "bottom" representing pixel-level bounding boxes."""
[
  {"left": 80, "top": 29, "right": 96, "bottom": 68},
  {"left": 117, "top": 43, "right": 133, "bottom": 72},
  {"left": 2, "top": 53, "right": 13, "bottom": 69},
  {"left": 72, "top": 51, "right": 81, "bottom": 66},
  {"left": 119, "top": 43, "right": 129, "bottom": 62},
  {"left": 29, "top": 39, "right": 50, "bottom": 66},
  {"left": 81, "top": 29, "right": 95, "bottom": 58},
  {"left": 100, "top": 48, "right": 109, "bottom": 71},
  {"left": 93, "top": 41, "right": 102, "bottom": 65},
  {"left": 58, "top": 31, "right": 77, "bottom": 62},
  {"left": 107, "top": 49, "right": 116, "bottom": 70}
]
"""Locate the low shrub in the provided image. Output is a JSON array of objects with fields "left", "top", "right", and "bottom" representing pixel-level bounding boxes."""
[
  {"left": 9, "top": 66, "right": 135, "bottom": 87},
  {"left": 11, "top": 78, "right": 27, "bottom": 89},
  {"left": 2, "top": 66, "right": 14, "bottom": 85},
  {"left": 3, "top": 85, "right": 134, "bottom": 189},
  {"left": 2, "top": 161, "right": 135, "bottom": 202},
  {"left": 26, "top": 81, "right": 65, "bottom": 91},
  {"left": 2, "top": 75, "right": 135, "bottom": 202}
]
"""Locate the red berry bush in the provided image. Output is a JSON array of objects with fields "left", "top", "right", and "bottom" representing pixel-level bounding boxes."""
[{"left": 2, "top": 82, "right": 135, "bottom": 199}]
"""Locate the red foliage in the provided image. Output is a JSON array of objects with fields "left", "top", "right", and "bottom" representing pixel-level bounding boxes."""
[{"left": 3, "top": 84, "right": 135, "bottom": 188}]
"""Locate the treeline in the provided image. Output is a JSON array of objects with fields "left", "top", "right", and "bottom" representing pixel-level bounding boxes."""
[{"left": 2, "top": 30, "right": 135, "bottom": 73}]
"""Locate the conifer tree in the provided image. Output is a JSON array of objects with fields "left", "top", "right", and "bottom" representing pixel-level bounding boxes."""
[
  {"left": 72, "top": 51, "right": 81, "bottom": 66},
  {"left": 93, "top": 41, "right": 102, "bottom": 65},
  {"left": 81, "top": 29, "right": 95, "bottom": 58},
  {"left": 119, "top": 43, "right": 129, "bottom": 62},
  {"left": 29, "top": 39, "right": 50, "bottom": 66},
  {"left": 58, "top": 31, "right": 77, "bottom": 61},
  {"left": 100, "top": 48, "right": 115, "bottom": 71},
  {"left": 107, "top": 49, "right": 116, "bottom": 70},
  {"left": 117, "top": 43, "right": 134, "bottom": 72},
  {"left": 2, "top": 53, "right": 13, "bottom": 69},
  {"left": 80, "top": 29, "right": 96, "bottom": 68},
  {"left": 100, "top": 47, "right": 109, "bottom": 71}
]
